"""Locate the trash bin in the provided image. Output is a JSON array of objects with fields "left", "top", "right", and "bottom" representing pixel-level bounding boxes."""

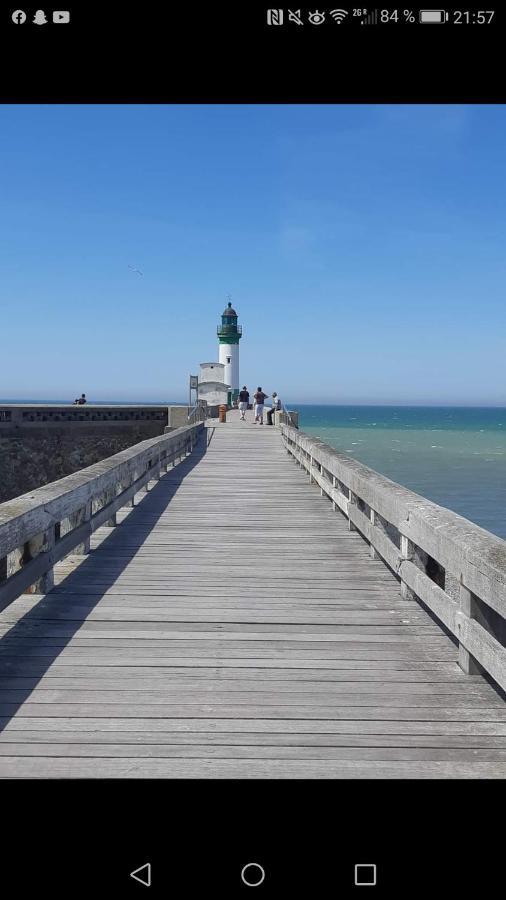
[{"left": 218, "top": 404, "right": 227, "bottom": 423}]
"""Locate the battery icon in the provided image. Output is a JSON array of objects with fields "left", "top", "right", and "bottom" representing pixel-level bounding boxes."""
[{"left": 419, "top": 10, "right": 447, "bottom": 23}]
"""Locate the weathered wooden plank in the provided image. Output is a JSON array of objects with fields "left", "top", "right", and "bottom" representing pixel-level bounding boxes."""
[
  {"left": 0, "top": 703, "right": 504, "bottom": 720},
  {"left": 0, "top": 649, "right": 459, "bottom": 662},
  {"left": 0, "top": 661, "right": 468, "bottom": 675},
  {"left": 0, "top": 757, "right": 505, "bottom": 778},
  {"left": 0, "top": 689, "right": 500, "bottom": 707},
  {"left": 2, "top": 731, "right": 505, "bottom": 749},
  {"left": 2, "top": 716, "right": 505, "bottom": 736},
  {"left": 0, "top": 744, "right": 505, "bottom": 762},
  {"left": 0, "top": 677, "right": 491, "bottom": 694}
]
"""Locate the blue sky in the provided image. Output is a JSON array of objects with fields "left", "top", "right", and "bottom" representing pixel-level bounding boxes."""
[{"left": 1, "top": 104, "right": 505, "bottom": 405}]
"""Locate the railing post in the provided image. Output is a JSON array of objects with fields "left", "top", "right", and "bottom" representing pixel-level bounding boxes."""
[
  {"left": 332, "top": 475, "right": 336, "bottom": 510},
  {"left": 26, "top": 526, "right": 55, "bottom": 594},
  {"left": 75, "top": 500, "right": 92, "bottom": 554},
  {"left": 399, "top": 534, "right": 415, "bottom": 599},
  {"left": 105, "top": 486, "right": 117, "bottom": 526},
  {"left": 458, "top": 584, "right": 482, "bottom": 674},
  {"left": 348, "top": 490, "right": 356, "bottom": 531},
  {"left": 309, "top": 455, "right": 314, "bottom": 483},
  {"left": 369, "top": 508, "right": 377, "bottom": 558}
]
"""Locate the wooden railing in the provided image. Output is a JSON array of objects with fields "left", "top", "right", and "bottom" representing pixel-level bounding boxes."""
[
  {"left": 0, "top": 422, "right": 204, "bottom": 611},
  {"left": 281, "top": 424, "right": 506, "bottom": 692}
]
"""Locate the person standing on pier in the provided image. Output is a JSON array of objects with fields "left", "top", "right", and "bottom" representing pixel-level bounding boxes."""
[
  {"left": 253, "top": 387, "right": 268, "bottom": 424},
  {"left": 267, "top": 392, "right": 283, "bottom": 425},
  {"left": 238, "top": 386, "right": 250, "bottom": 420}
]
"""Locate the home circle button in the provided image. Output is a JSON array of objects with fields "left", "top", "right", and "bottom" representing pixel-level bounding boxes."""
[{"left": 241, "top": 863, "right": 266, "bottom": 887}]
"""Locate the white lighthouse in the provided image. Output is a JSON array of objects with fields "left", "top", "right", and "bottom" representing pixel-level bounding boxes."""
[{"left": 217, "top": 299, "right": 242, "bottom": 405}]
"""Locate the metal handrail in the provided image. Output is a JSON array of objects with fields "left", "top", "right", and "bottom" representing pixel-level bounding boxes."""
[
  {"left": 284, "top": 408, "right": 296, "bottom": 428},
  {"left": 277, "top": 406, "right": 296, "bottom": 428},
  {"left": 187, "top": 403, "right": 207, "bottom": 424}
]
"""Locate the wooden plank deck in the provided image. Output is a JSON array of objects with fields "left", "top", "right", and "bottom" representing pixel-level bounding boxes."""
[{"left": 0, "top": 409, "right": 505, "bottom": 777}]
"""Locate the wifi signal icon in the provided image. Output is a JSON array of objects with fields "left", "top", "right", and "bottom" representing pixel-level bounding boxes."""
[{"left": 329, "top": 8, "right": 349, "bottom": 23}]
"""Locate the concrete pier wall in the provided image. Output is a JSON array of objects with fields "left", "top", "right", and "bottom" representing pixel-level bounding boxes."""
[{"left": 0, "top": 405, "right": 169, "bottom": 503}]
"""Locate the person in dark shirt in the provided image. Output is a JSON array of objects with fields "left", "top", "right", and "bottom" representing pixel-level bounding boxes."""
[
  {"left": 238, "top": 386, "right": 250, "bottom": 420},
  {"left": 253, "top": 387, "right": 268, "bottom": 424},
  {"left": 77, "top": 393, "right": 87, "bottom": 405}
]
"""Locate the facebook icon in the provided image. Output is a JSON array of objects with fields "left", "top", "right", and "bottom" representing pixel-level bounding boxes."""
[{"left": 11, "top": 9, "right": 27, "bottom": 23}]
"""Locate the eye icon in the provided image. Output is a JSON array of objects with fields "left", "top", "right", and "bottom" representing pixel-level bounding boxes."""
[{"left": 308, "top": 9, "right": 326, "bottom": 25}]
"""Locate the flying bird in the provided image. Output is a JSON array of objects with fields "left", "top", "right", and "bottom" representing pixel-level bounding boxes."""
[{"left": 128, "top": 265, "right": 143, "bottom": 276}]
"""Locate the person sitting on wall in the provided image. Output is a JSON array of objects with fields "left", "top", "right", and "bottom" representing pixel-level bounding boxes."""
[
  {"left": 77, "top": 393, "right": 87, "bottom": 405},
  {"left": 267, "top": 392, "right": 283, "bottom": 425}
]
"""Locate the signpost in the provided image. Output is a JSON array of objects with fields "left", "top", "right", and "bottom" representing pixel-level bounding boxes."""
[{"left": 189, "top": 374, "right": 198, "bottom": 409}]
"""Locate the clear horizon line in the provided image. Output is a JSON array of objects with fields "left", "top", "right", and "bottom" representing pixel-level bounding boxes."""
[{"left": 2, "top": 398, "right": 506, "bottom": 410}]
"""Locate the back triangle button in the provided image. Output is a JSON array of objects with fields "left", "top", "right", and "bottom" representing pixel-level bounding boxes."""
[{"left": 130, "top": 863, "right": 151, "bottom": 887}]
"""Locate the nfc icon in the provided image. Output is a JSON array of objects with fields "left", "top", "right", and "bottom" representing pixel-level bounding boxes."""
[{"left": 267, "top": 9, "right": 284, "bottom": 25}]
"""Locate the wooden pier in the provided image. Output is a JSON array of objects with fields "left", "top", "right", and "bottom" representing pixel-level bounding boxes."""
[{"left": 0, "top": 410, "right": 505, "bottom": 777}]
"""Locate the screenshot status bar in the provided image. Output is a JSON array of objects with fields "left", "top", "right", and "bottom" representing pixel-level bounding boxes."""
[{"left": 265, "top": 9, "right": 497, "bottom": 26}]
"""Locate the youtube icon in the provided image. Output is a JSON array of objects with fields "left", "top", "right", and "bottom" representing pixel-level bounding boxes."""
[{"left": 52, "top": 10, "right": 70, "bottom": 23}]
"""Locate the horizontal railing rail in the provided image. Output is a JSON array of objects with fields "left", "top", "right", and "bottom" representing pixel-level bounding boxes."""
[
  {"left": 216, "top": 324, "right": 242, "bottom": 336},
  {"left": 281, "top": 424, "right": 506, "bottom": 692},
  {"left": 0, "top": 422, "right": 204, "bottom": 611}
]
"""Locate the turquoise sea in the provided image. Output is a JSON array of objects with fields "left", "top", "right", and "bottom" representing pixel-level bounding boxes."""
[{"left": 294, "top": 406, "right": 506, "bottom": 540}]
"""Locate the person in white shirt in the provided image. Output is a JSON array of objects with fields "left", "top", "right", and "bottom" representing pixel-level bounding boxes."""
[{"left": 267, "top": 392, "right": 282, "bottom": 425}]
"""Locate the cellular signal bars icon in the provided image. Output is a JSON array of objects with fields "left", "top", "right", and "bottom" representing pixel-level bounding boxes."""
[{"left": 361, "top": 9, "right": 378, "bottom": 24}]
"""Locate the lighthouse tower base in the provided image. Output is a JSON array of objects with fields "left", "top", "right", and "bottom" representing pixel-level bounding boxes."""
[{"left": 219, "top": 343, "right": 239, "bottom": 404}]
